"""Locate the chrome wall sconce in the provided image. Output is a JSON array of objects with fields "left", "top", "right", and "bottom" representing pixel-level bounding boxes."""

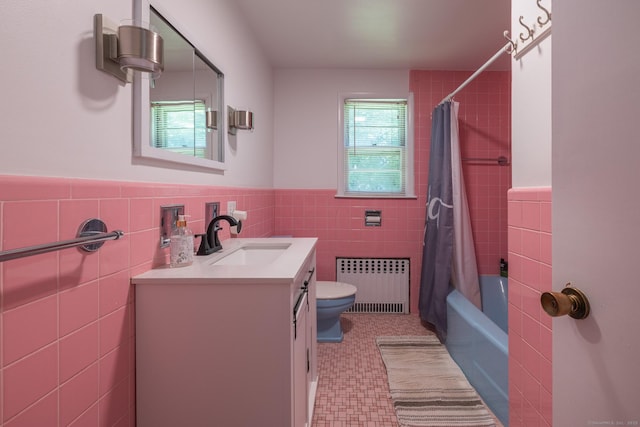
[
  {"left": 94, "top": 14, "right": 164, "bottom": 84},
  {"left": 206, "top": 110, "right": 218, "bottom": 130},
  {"left": 228, "top": 106, "right": 254, "bottom": 135}
]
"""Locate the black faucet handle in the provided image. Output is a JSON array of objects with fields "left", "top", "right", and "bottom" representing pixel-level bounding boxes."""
[{"left": 195, "top": 233, "right": 213, "bottom": 256}]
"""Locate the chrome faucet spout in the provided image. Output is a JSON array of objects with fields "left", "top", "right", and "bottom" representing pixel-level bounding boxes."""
[{"left": 196, "top": 215, "right": 242, "bottom": 256}]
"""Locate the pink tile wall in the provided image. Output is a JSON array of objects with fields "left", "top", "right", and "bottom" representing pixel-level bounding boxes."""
[
  {"left": 508, "top": 187, "right": 553, "bottom": 427},
  {"left": 274, "top": 189, "right": 425, "bottom": 311},
  {"left": 0, "top": 175, "right": 274, "bottom": 427}
]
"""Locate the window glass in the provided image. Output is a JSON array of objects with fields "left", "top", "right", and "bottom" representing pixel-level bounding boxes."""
[
  {"left": 339, "top": 98, "right": 413, "bottom": 197},
  {"left": 151, "top": 100, "right": 207, "bottom": 158}
]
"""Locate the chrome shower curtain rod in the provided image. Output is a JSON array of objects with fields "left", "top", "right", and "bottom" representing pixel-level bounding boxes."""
[{"left": 439, "top": 41, "right": 512, "bottom": 105}]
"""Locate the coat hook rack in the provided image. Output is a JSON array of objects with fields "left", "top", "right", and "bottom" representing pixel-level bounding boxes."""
[
  {"left": 513, "top": 0, "right": 552, "bottom": 60},
  {"left": 518, "top": 16, "right": 534, "bottom": 42},
  {"left": 536, "top": 0, "right": 552, "bottom": 27}
]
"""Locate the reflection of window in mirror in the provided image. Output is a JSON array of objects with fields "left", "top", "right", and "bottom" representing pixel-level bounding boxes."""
[
  {"left": 136, "top": 7, "right": 224, "bottom": 166},
  {"left": 151, "top": 100, "right": 208, "bottom": 157}
]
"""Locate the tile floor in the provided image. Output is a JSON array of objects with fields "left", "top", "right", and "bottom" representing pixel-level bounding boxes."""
[{"left": 311, "top": 313, "right": 503, "bottom": 427}]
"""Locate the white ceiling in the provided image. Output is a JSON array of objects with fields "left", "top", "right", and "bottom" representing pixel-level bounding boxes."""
[{"left": 234, "top": 0, "right": 512, "bottom": 71}]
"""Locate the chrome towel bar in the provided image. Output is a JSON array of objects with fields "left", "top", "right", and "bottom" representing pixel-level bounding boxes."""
[
  {"left": 462, "top": 156, "right": 510, "bottom": 166},
  {"left": 0, "top": 218, "right": 124, "bottom": 263}
]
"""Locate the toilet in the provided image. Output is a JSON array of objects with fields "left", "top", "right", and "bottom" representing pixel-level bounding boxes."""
[{"left": 316, "top": 281, "right": 357, "bottom": 343}]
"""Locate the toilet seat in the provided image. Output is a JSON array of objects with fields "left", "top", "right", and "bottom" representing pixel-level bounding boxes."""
[{"left": 316, "top": 281, "right": 357, "bottom": 300}]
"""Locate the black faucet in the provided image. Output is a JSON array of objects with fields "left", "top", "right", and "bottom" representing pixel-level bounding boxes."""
[{"left": 196, "top": 215, "right": 242, "bottom": 256}]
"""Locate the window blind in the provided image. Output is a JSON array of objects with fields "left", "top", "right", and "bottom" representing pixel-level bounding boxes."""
[
  {"left": 343, "top": 99, "right": 408, "bottom": 195},
  {"left": 151, "top": 100, "right": 207, "bottom": 157}
]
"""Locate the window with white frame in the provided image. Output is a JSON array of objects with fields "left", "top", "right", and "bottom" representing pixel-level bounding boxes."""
[
  {"left": 151, "top": 100, "right": 208, "bottom": 158},
  {"left": 338, "top": 95, "right": 415, "bottom": 197}
]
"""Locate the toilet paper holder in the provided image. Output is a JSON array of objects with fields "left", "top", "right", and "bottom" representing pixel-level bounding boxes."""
[
  {"left": 364, "top": 210, "right": 381, "bottom": 226},
  {"left": 540, "top": 284, "right": 590, "bottom": 319}
]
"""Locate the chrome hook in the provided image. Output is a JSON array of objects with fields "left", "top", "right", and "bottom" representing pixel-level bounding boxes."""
[
  {"left": 519, "top": 16, "right": 534, "bottom": 42},
  {"left": 503, "top": 30, "right": 517, "bottom": 54},
  {"left": 536, "top": 0, "right": 552, "bottom": 27}
]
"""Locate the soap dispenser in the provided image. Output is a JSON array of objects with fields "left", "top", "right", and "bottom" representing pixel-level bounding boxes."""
[{"left": 170, "top": 215, "right": 194, "bottom": 267}]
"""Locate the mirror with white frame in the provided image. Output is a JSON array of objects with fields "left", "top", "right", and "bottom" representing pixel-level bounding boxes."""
[{"left": 133, "top": 1, "right": 225, "bottom": 170}]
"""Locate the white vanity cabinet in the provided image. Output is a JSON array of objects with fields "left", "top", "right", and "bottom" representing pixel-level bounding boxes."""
[{"left": 132, "top": 238, "right": 318, "bottom": 427}]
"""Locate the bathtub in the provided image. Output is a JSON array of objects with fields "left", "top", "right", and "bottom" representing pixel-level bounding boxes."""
[{"left": 446, "top": 275, "right": 509, "bottom": 426}]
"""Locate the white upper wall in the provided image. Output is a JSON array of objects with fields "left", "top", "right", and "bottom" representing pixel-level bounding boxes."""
[
  {"left": 273, "top": 68, "right": 409, "bottom": 189},
  {"left": 0, "top": 0, "right": 274, "bottom": 187},
  {"left": 511, "top": 0, "right": 552, "bottom": 187}
]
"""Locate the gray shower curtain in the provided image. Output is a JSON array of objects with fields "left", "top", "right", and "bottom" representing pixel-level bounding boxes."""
[
  {"left": 419, "top": 101, "right": 454, "bottom": 342},
  {"left": 419, "top": 101, "right": 481, "bottom": 343}
]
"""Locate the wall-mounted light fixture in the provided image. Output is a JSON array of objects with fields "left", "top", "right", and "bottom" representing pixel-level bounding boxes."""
[
  {"left": 206, "top": 110, "right": 218, "bottom": 130},
  {"left": 94, "top": 14, "right": 164, "bottom": 84},
  {"left": 228, "top": 106, "right": 254, "bottom": 135}
]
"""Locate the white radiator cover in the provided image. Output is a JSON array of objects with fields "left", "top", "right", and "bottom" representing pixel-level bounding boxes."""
[{"left": 336, "top": 258, "right": 409, "bottom": 314}]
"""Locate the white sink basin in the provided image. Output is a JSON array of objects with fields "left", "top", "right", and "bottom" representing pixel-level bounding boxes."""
[{"left": 211, "top": 243, "right": 291, "bottom": 266}]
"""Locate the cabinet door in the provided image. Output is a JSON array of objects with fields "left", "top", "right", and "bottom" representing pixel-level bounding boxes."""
[{"left": 293, "top": 292, "right": 308, "bottom": 427}]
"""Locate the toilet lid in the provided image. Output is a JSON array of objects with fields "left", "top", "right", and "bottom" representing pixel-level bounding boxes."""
[{"left": 316, "top": 281, "right": 357, "bottom": 299}]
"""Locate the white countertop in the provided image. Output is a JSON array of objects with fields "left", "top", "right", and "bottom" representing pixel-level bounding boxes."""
[{"left": 131, "top": 237, "right": 317, "bottom": 285}]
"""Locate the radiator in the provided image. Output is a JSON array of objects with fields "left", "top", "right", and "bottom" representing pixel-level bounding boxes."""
[{"left": 336, "top": 258, "right": 409, "bottom": 314}]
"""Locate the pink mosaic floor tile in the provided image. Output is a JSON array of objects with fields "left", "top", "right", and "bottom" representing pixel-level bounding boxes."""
[
  {"left": 312, "top": 313, "right": 428, "bottom": 427},
  {"left": 312, "top": 313, "right": 503, "bottom": 427}
]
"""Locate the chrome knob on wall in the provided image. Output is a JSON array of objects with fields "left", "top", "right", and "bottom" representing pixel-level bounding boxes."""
[{"left": 541, "top": 284, "right": 591, "bottom": 319}]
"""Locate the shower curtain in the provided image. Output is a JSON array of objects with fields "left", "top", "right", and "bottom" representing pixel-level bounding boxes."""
[{"left": 419, "top": 101, "right": 480, "bottom": 342}]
